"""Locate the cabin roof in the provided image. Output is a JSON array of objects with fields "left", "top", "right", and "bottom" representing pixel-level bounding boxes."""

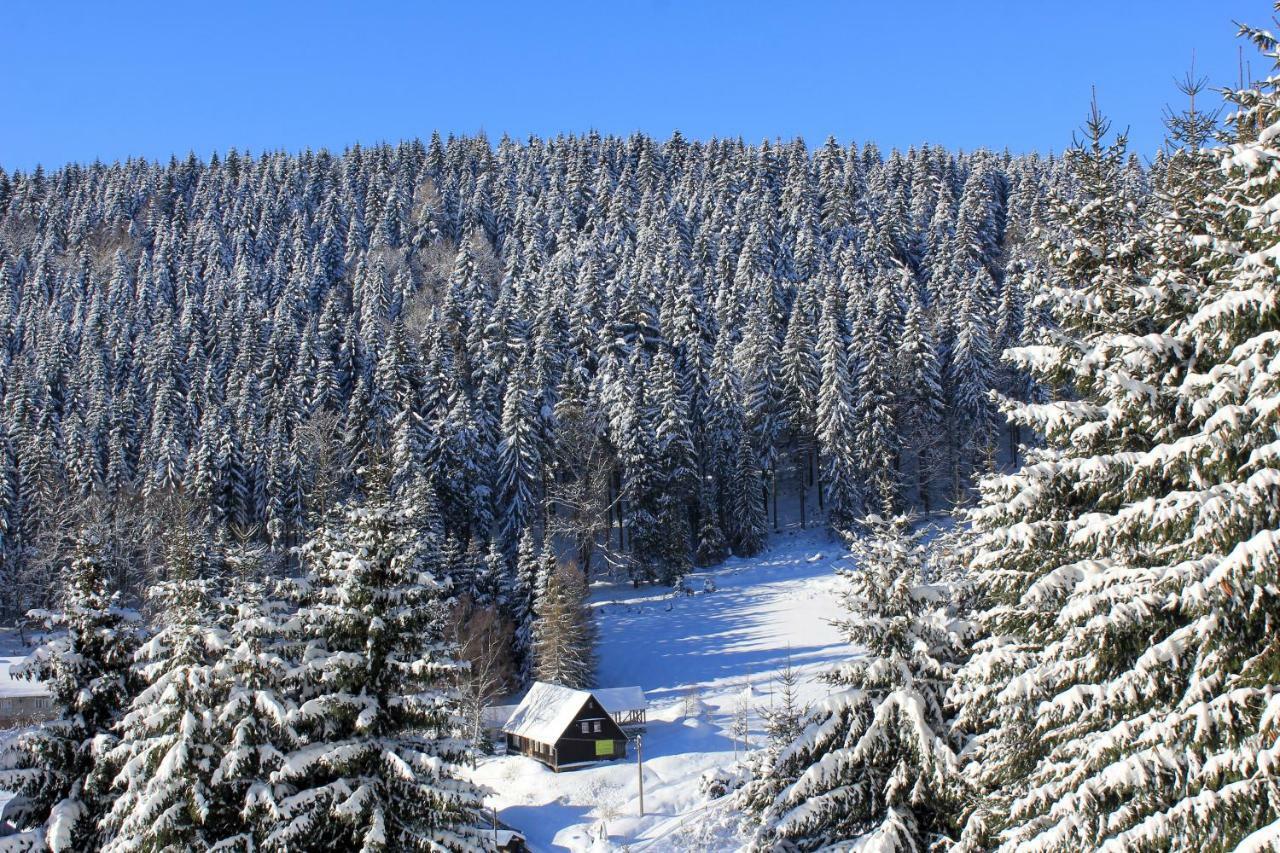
[
  {"left": 502, "top": 682, "right": 594, "bottom": 743},
  {"left": 591, "top": 686, "right": 646, "bottom": 714},
  {"left": 0, "top": 657, "right": 49, "bottom": 699}
]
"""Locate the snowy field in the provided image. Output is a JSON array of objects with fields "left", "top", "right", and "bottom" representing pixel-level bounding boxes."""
[{"left": 470, "top": 527, "right": 854, "bottom": 852}]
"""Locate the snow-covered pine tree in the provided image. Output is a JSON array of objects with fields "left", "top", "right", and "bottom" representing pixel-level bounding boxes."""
[
  {"left": 267, "top": 479, "right": 488, "bottom": 851},
  {"left": 896, "top": 288, "right": 945, "bottom": 512},
  {"left": 495, "top": 355, "right": 542, "bottom": 555},
  {"left": 949, "top": 64, "right": 1280, "bottom": 848},
  {"left": 731, "top": 427, "right": 769, "bottom": 558},
  {"left": 948, "top": 96, "right": 1159, "bottom": 849},
  {"left": 209, "top": 546, "right": 297, "bottom": 851},
  {"left": 854, "top": 270, "right": 905, "bottom": 512},
  {"left": 100, "top": 530, "right": 230, "bottom": 852},
  {"left": 816, "top": 276, "right": 863, "bottom": 528},
  {"left": 646, "top": 350, "right": 697, "bottom": 582},
  {"left": 743, "top": 516, "right": 967, "bottom": 851},
  {"left": 945, "top": 271, "right": 999, "bottom": 498},
  {"left": 707, "top": 329, "right": 767, "bottom": 558},
  {"left": 0, "top": 534, "right": 140, "bottom": 853},
  {"left": 511, "top": 528, "right": 540, "bottom": 680}
]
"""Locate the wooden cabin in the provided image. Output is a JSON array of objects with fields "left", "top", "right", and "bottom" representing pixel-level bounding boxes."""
[{"left": 502, "top": 682, "right": 628, "bottom": 771}]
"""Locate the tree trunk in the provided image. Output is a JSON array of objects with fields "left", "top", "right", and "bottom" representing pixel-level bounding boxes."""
[
  {"left": 799, "top": 478, "right": 807, "bottom": 529},
  {"left": 772, "top": 469, "right": 779, "bottom": 530}
]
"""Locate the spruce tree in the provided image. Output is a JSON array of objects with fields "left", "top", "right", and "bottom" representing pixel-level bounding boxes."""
[
  {"left": 100, "top": 531, "right": 229, "bottom": 853},
  {"left": 816, "top": 279, "right": 862, "bottom": 528},
  {"left": 268, "top": 484, "right": 488, "bottom": 851},
  {"left": 210, "top": 550, "right": 296, "bottom": 851},
  {"left": 531, "top": 561, "right": 597, "bottom": 689},
  {"left": 950, "top": 59, "right": 1280, "bottom": 849},
  {"left": 744, "top": 517, "right": 967, "bottom": 851},
  {"left": 0, "top": 535, "right": 140, "bottom": 853}
]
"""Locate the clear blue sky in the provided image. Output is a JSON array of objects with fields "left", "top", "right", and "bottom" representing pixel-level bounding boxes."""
[{"left": 1, "top": 1, "right": 1271, "bottom": 170}]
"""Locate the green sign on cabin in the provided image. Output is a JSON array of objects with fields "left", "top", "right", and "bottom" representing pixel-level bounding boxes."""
[{"left": 595, "top": 739, "right": 613, "bottom": 757}]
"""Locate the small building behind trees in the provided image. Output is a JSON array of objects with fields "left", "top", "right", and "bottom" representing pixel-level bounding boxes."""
[
  {"left": 0, "top": 656, "right": 52, "bottom": 726},
  {"left": 502, "top": 682, "right": 629, "bottom": 771}
]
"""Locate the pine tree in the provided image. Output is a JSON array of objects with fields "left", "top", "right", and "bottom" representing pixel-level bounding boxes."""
[
  {"left": 945, "top": 274, "right": 999, "bottom": 497},
  {"left": 730, "top": 427, "right": 769, "bottom": 558},
  {"left": 646, "top": 350, "right": 696, "bottom": 582},
  {"left": 209, "top": 548, "right": 296, "bottom": 851},
  {"left": 531, "top": 561, "right": 597, "bottom": 689},
  {"left": 950, "top": 61, "right": 1280, "bottom": 849},
  {"left": 0, "top": 535, "right": 140, "bottom": 853},
  {"left": 896, "top": 289, "right": 945, "bottom": 512},
  {"left": 495, "top": 356, "right": 542, "bottom": 554},
  {"left": 267, "top": 485, "right": 488, "bottom": 851},
  {"left": 854, "top": 272, "right": 904, "bottom": 511},
  {"left": 745, "top": 517, "right": 967, "bottom": 851},
  {"left": 101, "top": 531, "right": 229, "bottom": 853},
  {"left": 511, "top": 528, "right": 540, "bottom": 680},
  {"left": 816, "top": 279, "right": 863, "bottom": 528}
]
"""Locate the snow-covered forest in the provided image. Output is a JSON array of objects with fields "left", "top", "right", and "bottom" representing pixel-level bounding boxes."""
[
  {"left": 0, "top": 123, "right": 1056, "bottom": 612},
  {"left": 3, "top": 3, "right": 1280, "bottom": 851}
]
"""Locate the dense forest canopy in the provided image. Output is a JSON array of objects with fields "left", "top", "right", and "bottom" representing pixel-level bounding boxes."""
[{"left": 0, "top": 131, "right": 1088, "bottom": 614}]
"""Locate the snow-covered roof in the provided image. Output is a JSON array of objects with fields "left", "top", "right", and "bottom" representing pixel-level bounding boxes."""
[
  {"left": 591, "top": 686, "right": 646, "bottom": 714},
  {"left": 482, "top": 703, "right": 520, "bottom": 728},
  {"left": 502, "top": 682, "right": 594, "bottom": 744},
  {"left": 0, "top": 657, "right": 48, "bottom": 699}
]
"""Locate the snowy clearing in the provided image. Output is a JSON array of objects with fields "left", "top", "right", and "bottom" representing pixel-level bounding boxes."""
[{"left": 470, "top": 527, "right": 853, "bottom": 852}]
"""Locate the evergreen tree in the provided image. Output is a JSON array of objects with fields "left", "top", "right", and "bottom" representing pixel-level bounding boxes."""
[
  {"left": 101, "top": 529, "right": 228, "bottom": 853},
  {"left": 950, "top": 61, "right": 1280, "bottom": 849},
  {"left": 896, "top": 289, "right": 945, "bottom": 512},
  {"left": 267, "top": 485, "right": 488, "bottom": 851},
  {"left": 0, "top": 535, "right": 140, "bottom": 853},
  {"left": 530, "top": 561, "right": 597, "bottom": 689},
  {"left": 210, "top": 549, "right": 296, "bottom": 851},
  {"left": 511, "top": 529, "right": 540, "bottom": 680},
  {"left": 744, "top": 517, "right": 967, "bottom": 851},
  {"left": 945, "top": 274, "right": 999, "bottom": 497},
  {"left": 816, "top": 280, "right": 862, "bottom": 528},
  {"left": 495, "top": 357, "right": 542, "bottom": 554}
]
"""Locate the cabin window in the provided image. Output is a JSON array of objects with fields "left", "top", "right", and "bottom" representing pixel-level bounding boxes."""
[
  {"left": 581, "top": 721, "right": 590, "bottom": 734},
  {"left": 593, "top": 721, "right": 602, "bottom": 733}
]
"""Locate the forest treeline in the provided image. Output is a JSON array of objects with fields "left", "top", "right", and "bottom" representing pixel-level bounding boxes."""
[
  {"left": 0, "top": 97, "right": 1094, "bottom": 852},
  {"left": 0, "top": 123, "right": 1086, "bottom": 619}
]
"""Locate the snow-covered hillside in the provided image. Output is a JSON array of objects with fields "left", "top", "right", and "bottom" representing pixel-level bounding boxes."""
[{"left": 471, "top": 527, "right": 853, "bottom": 852}]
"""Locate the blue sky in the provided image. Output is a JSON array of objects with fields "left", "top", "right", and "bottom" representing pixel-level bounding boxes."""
[{"left": 0, "top": 1, "right": 1271, "bottom": 170}]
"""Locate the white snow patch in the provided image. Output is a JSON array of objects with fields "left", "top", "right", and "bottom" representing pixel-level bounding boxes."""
[{"left": 470, "top": 527, "right": 850, "bottom": 852}]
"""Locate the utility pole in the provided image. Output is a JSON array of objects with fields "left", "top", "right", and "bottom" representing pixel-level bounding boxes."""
[{"left": 635, "top": 734, "right": 645, "bottom": 816}]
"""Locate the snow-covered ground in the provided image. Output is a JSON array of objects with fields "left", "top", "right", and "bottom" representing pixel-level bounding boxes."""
[{"left": 471, "top": 526, "right": 855, "bottom": 852}]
